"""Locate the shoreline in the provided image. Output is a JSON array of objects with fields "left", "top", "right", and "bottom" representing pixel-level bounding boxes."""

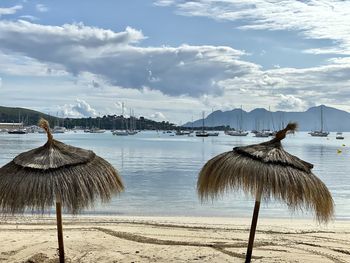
[{"left": 1, "top": 215, "right": 350, "bottom": 262}]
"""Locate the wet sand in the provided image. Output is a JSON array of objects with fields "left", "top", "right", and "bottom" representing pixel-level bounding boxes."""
[{"left": 0, "top": 216, "right": 349, "bottom": 262}]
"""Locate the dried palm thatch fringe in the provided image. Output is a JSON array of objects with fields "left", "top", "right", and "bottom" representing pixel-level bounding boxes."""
[
  {"left": 198, "top": 122, "right": 334, "bottom": 223},
  {"left": 0, "top": 118, "right": 124, "bottom": 214}
]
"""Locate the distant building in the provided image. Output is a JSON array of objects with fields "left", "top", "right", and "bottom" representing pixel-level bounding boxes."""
[{"left": 0, "top": 122, "right": 24, "bottom": 129}]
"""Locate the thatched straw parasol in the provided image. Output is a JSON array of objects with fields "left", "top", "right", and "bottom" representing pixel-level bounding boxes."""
[
  {"left": 0, "top": 119, "right": 124, "bottom": 263},
  {"left": 198, "top": 123, "right": 334, "bottom": 263}
]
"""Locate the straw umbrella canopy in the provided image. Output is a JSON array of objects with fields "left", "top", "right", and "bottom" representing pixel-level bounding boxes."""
[
  {"left": 197, "top": 123, "right": 334, "bottom": 263},
  {"left": 0, "top": 119, "right": 124, "bottom": 263}
]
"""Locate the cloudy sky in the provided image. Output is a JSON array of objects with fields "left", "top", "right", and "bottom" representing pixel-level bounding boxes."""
[{"left": 0, "top": 0, "right": 349, "bottom": 123}]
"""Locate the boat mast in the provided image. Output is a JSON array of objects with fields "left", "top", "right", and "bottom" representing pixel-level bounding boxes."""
[
  {"left": 121, "top": 102, "right": 124, "bottom": 131},
  {"left": 268, "top": 106, "right": 270, "bottom": 131},
  {"left": 240, "top": 105, "right": 243, "bottom": 131},
  {"left": 202, "top": 111, "right": 205, "bottom": 132},
  {"left": 269, "top": 106, "right": 275, "bottom": 131},
  {"left": 130, "top": 108, "right": 132, "bottom": 132},
  {"left": 321, "top": 105, "right": 324, "bottom": 132},
  {"left": 191, "top": 116, "right": 194, "bottom": 131}
]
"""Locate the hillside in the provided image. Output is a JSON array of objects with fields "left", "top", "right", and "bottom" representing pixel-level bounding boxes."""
[
  {"left": 0, "top": 106, "right": 58, "bottom": 125},
  {"left": 0, "top": 106, "right": 175, "bottom": 130}
]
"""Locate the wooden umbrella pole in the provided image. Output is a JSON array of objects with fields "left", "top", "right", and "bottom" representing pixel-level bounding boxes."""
[
  {"left": 245, "top": 188, "right": 263, "bottom": 263},
  {"left": 56, "top": 197, "right": 65, "bottom": 263}
]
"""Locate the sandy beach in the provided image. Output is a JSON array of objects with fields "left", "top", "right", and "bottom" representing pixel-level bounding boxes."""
[{"left": 0, "top": 216, "right": 349, "bottom": 263}]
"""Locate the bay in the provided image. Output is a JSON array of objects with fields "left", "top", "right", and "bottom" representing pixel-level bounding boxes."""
[{"left": 0, "top": 131, "right": 349, "bottom": 220}]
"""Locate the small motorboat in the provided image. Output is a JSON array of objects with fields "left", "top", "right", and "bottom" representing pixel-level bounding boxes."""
[
  {"left": 8, "top": 129, "right": 27, "bottom": 134},
  {"left": 336, "top": 132, "right": 344, "bottom": 140}
]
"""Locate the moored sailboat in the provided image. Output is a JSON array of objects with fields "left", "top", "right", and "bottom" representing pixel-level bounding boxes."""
[
  {"left": 7, "top": 112, "right": 27, "bottom": 134},
  {"left": 196, "top": 112, "right": 209, "bottom": 137},
  {"left": 227, "top": 130, "right": 249, "bottom": 136},
  {"left": 310, "top": 105, "right": 329, "bottom": 137},
  {"left": 113, "top": 103, "right": 129, "bottom": 136},
  {"left": 195, "top": 130, "right": 209, "bottom": 137},
  {"left": 227, "top": 106, "right": 248, "bottom": 136},
  {"left": 52, "top": 126, "right": 66, "bottom": 134},
  {"left": 254, "top": 131, "right": 270, "bottom": 137},
  {"left": 206, "top": 109, "right": 219, "bottom": 136},
  {"left": 90, "top": 127, "right": 106, "bottom": 133}
]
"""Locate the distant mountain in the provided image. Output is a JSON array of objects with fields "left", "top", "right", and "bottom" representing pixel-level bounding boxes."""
[{"left": 183, "top": 105, "right": 350, "bottom": 131}]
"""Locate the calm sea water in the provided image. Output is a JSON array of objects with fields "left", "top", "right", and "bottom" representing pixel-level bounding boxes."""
[{"left": 0, "top": 131, "right": 349, "bottom": 220}]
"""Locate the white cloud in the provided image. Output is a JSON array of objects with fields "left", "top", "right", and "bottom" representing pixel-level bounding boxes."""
[
  {"left": 0, "top": 20, "right": 255, "bottom": 97},
  {"left": 59, "top": 99, "right": 98, "bottom": 118},
  {"left": 159, "top": 0, "right": 350, "bottom": 55},
  {"left": 114, "top": 101, "right": 123, "bottom": 110},
  {"left": 0, "top": 52, "right": 67, "bottom": 76},
  {"left": 1, "top": 15, "right": 350, "bottom": 121},
  {"left": 0, "top": 20, "right": 144, "bottom": 47},
  {"left": 2, "top": 59, "right": 350, "bottom": 123},
  {"left": 150, "top": 111, "right": 166, "bottom": 120},
  {"left": 154, "top": 0, "right": 175, "bottom": 7},
  {"left": 276, "top": 95, "right": 309, "bottom": 111},
  {"left": 0, "top": 5, "right": 22, "bottom": 17},
  {"left": 19, "top": 15, "right": 39, "bottom": 21},
  {"left": 36, "top": 4, "right": 48, "bottom": 13},
  {"left": 328, "top": 57, "right": 350, "bottom": 65}
]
